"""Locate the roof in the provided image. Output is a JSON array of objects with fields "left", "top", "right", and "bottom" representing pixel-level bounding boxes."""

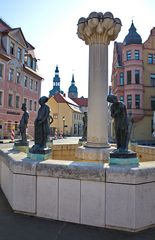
[
  {"left": 123, "top": 21, "right": 142, "bottom": 45},
  {"left": 0, "top": 18, "right": 11, "bottom": 31},
  {"left": 68, "top": 104, "right": 81, "bottom": 113},
  {"left": 72, "top": 97, "right": 88, "bottom": 107},
  {"left": 0, "top": 19, "right": 34, "bottom": 49},
  {"left": 53, "top": 93, "right": 79, "bottom": 106},
  {"left": 2, "top": 28, "right": 29, "bottom": 48},
  {"left": 68, "top": 85, "right": 78, "bottom": 93}
]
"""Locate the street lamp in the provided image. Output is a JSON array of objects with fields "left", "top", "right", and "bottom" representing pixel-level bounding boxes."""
[{"left": 62, "top": 116, "right": 65, "bottom": 137}]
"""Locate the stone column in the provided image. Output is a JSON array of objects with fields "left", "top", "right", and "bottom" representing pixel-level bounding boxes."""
[{"left": 77, "top": 12, "right": 122, "bottom": 148}]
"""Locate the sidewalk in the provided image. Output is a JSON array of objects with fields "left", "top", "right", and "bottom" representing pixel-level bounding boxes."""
[{"left": 0, "top": 187, "right": 155, "bottom": 240}]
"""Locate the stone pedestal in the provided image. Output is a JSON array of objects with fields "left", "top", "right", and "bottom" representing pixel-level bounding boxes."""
[
  {"left": 28, "top": 148, "right": 52, "bottom": 161},
  {"left": 14, "top": 141, "right": 29, "bottom": 153},
  {"left": 109, "top": 150, "right": 139, "bottom": 166},
  {"left": 76, "top": 145, "right": 116, "bottom": 162}
]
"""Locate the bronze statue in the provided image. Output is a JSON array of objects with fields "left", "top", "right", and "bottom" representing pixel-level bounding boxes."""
[
  {"left": 82, "top": 112, "right": 87, "bottom": 141},
  {"left": 107, "top": 94, "right": 128, "bottom": 152},
  {"left": 30, "top": 96, "right": 51, "bottom": 153},
  {"left": 19, "top": 103, "right": 29, "bottom": 143}
]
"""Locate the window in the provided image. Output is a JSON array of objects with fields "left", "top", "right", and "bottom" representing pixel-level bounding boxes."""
[
  {"left": 119, "top": 72, "right": 124, "bottom": 86},
  {"left": 24, "top": 76, "right": 28, "bottom": 87},
  {"left": 8, "top": 94, "right": 13, "bottom": 107},
  {"left": 33, "top": 59, "right": 37, "bottom": 71},
  {"left": 0, "top": 63, "right": 4, "bottom": 79},
  {"left": 35, "top": 81, "right": 38, "bottom": 91},
  {"left": 17, "top": 47, "right": 21, "bottom": 60},
  {"left": 15, "top": 121, "right": 18, "bottom": 131},
  {"left": 27, "top": 56, "right": 33, "bottom": 68},
  {"left": 30, "top": 79, "right": 33, "bottom": 90},
  {"left": 24, "top": 98, "right": 27, "bottom": 106},
  {"left": 150, "top": 74, "right": 155, "bottom": 86},
  {"left": 29, "top": 100, "right": 32, "bottom": 110},
  {"left": 9, "top": 68, "right": 14, "bottom": 81},
  {"left": 127, "top": 95, "right": 132, "bottom": 109},
  {"left": 135, "top": 70, "right": 140, "bottom": 84},
  {"left": 10, "top": 42, "right": 14, "bottom": 55},
  {"left": 16, "top": 72, "right": 20, "bottom": 84},
  {"left": 134, "top": 50, "right": 140, "bottom": 60},
  {"left": 7, "top": 121, "right": 11, "bottom": 131},
  {"left": 148, "top": 54, "right": 153, "bottom": 64},
  {"left": 126, "top": 50, "right": 131, "bottom": 60},
  {"left": 0, "top": 91, "right": 3, "bottom": 105},
  {"left": 114, "top": 78, "right": 117, "bottom": 89},
  {"left": 151, "top": 96, "right": 155, "bottom": 110},
  {"left": 27, "top": 56, "right": 31, "bottom": 67},
  {"left": 34, "top": 101, "right": 37, "bottom": 111},
  {"left": 120, "top": 96, "right": 124, "bottom": 102},
  {"left": 148, "top": 53, "right": 155, "bottom": 64},
  {"left": 135, "top": 95, "right": 140, "bottom": 109},
  {"left": 16, "top": 96, "right": 20, "bottom": 108},
  {"left": 127, "top": 70, "right": 132, "bottom": 84}
]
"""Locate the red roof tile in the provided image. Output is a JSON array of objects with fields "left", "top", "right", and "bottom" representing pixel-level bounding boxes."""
[{"left": 72, "top": 97, "right": 88, "bottom": 107}]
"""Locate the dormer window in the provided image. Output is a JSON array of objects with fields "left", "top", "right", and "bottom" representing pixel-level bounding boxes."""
[
  {"left": 27, "top": 56, "right": 31, "bottom": 67},
  {"left": 17, "top": 47, "right": 22, "bottom": 60},
  {"left": 33, "top": 59, "right": 37, "bottom": 71},
  {"left": 10, "top": 42, "right": 14, "bottom": 55}
]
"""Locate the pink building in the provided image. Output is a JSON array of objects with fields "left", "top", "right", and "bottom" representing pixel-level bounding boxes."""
[
  {"left": 0, "top": 19, "right": 43, "bottom": 139},
  {"left": 111, "top": 21, "right": 155, "bottom": 142}
]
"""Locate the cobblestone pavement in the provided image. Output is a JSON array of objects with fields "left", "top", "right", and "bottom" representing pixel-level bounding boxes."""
[{"left": 0, "top": 187, "right": 155, "bottom": 240}]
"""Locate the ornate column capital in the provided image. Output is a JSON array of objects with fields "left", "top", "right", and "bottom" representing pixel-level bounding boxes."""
[{"left": 77, "top": 12, "right": 122, "bottom": 45}]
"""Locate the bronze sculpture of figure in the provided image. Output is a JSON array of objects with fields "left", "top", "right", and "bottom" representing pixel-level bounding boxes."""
[
  {"left": 107, "top": 94, "right": 129, "bottom": 152},
  {"left": 19, "top": 103, "right": 29, "bottom": 143},
  {"left": 30, "top": 96, "right": 51, "bottom": 153},
  {"left": 82, "top": 112, "right": 87, "bottom": 141}
]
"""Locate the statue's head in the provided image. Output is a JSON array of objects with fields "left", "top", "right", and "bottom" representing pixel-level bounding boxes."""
[
  {"left": 39, "top": 96, "right": 48, "bottom": 105},
  {"left": 107, "top": 94, "right": 118, "bottom": 103}
]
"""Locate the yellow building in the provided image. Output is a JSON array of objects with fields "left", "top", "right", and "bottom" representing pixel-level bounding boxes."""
[{"left": 47, "top": 93, "right": 83, "bottom": 137}]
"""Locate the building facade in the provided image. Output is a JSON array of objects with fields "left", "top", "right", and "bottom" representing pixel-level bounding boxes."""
[
  {"left": 111, "top": 21, "right": 155, "bottom": 143},
  {"left": 0, "top": 19, "right": 43, "bottom": 139},
  {"left": 48, "top": 93, "right": 83, "bottom": 137}
]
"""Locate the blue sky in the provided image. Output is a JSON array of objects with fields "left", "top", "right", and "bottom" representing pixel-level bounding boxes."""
[{"left": 1, "top": 0, "right": 155, "bottom": 97}]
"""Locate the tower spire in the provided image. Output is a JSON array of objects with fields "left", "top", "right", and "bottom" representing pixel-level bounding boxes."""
[
  {"left": 68, "top": 73, "right": 78, "bottom": 98},
  {"left": 49, "top": 65, "right": 64, "bottom": 97}
]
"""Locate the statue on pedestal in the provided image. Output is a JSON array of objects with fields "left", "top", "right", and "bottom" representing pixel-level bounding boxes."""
[
  {"left": 30, "top": 96, "right": 51, "bottom": 153},
  {"left": 82, "top": 112, "right": 87, "bottom": 141},
  {"left": 107, "top": 94, "right": 129, "bottom": 152},
  {"left": 19, "top": 103, "right": 29, "bottom": 144},
  {"left": 107, "top": 94, "right": 138, "bottom": 165}
]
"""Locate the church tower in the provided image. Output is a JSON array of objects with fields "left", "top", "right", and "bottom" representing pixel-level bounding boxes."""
[
  {"left": 49, "top": 65, "right": 64, "bottom": 97},
  {"left": 68, "top": 74, "right": 78, "bottom": 98}
]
